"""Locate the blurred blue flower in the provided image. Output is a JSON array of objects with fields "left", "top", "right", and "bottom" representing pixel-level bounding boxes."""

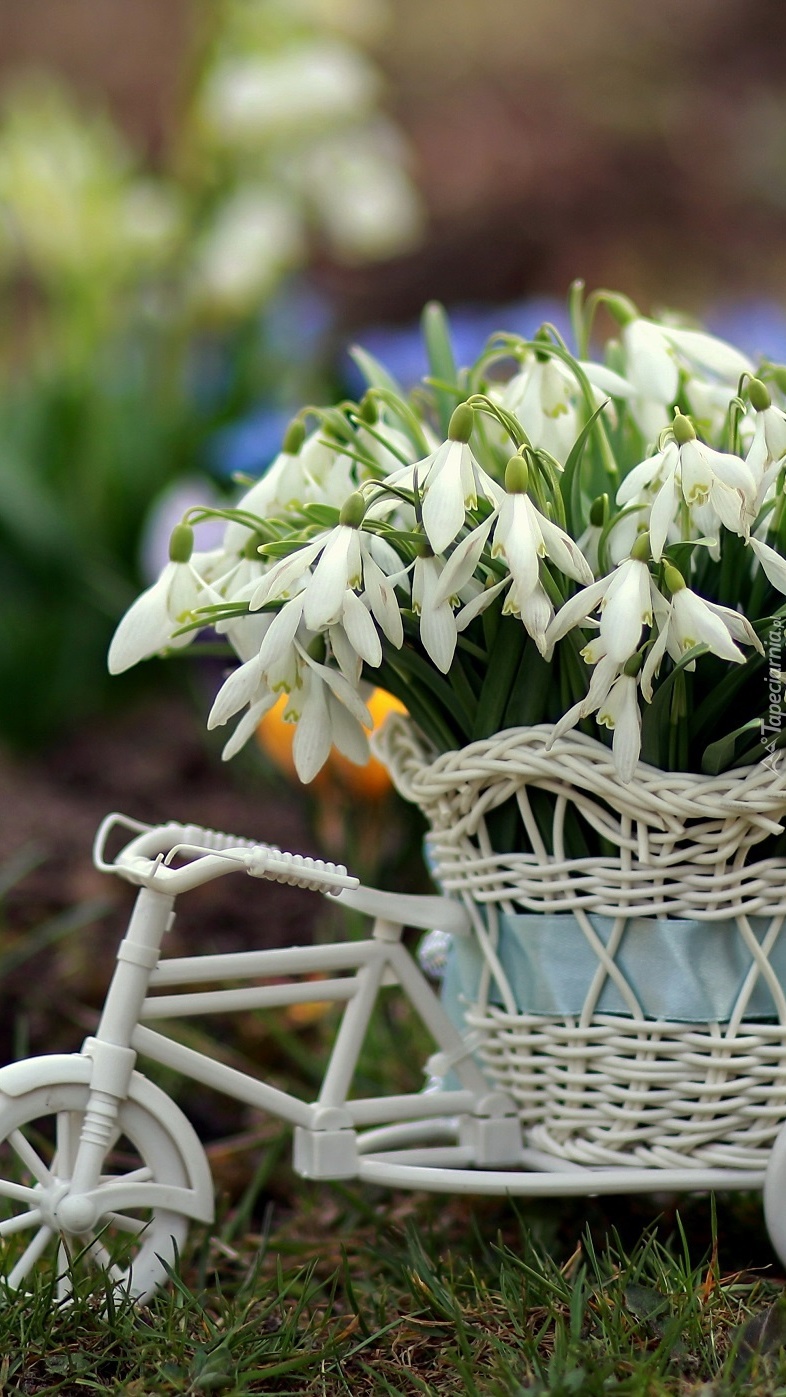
[
  {"left": 706, "top": 300, "right": 786, "bottom": 364},
  {"left": 207, "top": 405, "right": 293, "bottom": 480},
  {"left": 264, "top": 280, "right": 335, "bottom": 362},
  {"left": 342, "top": 295, "right": 572, "bottom": 395}
]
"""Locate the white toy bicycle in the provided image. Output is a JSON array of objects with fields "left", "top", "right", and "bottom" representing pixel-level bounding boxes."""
[
  {"left": 0, "top": 813, "right": 522, "bottom": 1304},
  {"left": 3, "top": 811, "right": 786, "bottom": 1306}
]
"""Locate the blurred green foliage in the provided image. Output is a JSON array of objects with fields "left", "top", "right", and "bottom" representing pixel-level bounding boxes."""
[{"left": 0, "top": 0, "right": 422, "bottom": 749}]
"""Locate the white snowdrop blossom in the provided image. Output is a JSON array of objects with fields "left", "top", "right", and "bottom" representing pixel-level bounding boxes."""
[
  {"left": 287, "top": 652, "right": 373, "bottom": 783},
  {"left": 412, "top": 549, "right": 461, "bottom": 673},
  {"left": 108, "top": 528, "right": 220, "bottom": 673},
  {"left": 596, "top": 673, "right": 642, "bottom": 783},
  {"left": 108, "top": 287, "right": 786, "bottom": 790},
  {"left": 620, "top": 313, "right": 753, "bottom": 443},
  {"left": 545, "top": 553, "right": 654, "bottom": 666},
  {"left": 438, "top": 460, "right": 593, "bottom": 654},
  {"left": 250, "top": 505, "right": 404, "bottom": 658},
  {"left": 743, "top": 378, "right": 786, "bottom": 507},
  {"left": 616, "top": 417, "right": 757, "bottom": 561},
  {"left": 640, "top": 567, "right": 764, "bottom": 701},
  {"left": 502, "top": 353, "right": 632, "bottom": 465},
  {"left": 385, "top": 404, "right": 500, "bottom": 555}
]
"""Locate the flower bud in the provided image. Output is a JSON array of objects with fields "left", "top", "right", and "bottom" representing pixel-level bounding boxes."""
[
  {"left": 359, "top": 393, "right": 378, "bottom": 424},
  {"left": 448, "top": 403, "right": 474, "bottom": 443},
  {"left": 504, "top": 455, "right": 529, "bottom": 494},
  {"left": 169, "top": 523, "right": 194, "bottom": 564},
  {"left": 339, "top": 491, "right": 366, "bottom": 528},
  {"left": 623, "top": 652, "right": 643, "bottom": 677},
  {"left": 589, "top": 494, "right": 608, "bottom": 527},
  {"left": 672, "top": 411, "right": 696, "bottom": 446},
  {"left": 748, "top": 377, "right": 772, "bottom": 412},
  {"left": 630, "top": 531, "right": 651, "bottom": 562},
  {"left": 282, "top": 418, "right": 306, "bottom": 456},
  {"left": 663, "top": 562, "right": 686, "bottom": 594}
]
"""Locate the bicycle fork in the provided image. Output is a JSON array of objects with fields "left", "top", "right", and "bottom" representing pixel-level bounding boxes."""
[{"left": 61, "top": 887, "right": 173, "bottom": 1225}]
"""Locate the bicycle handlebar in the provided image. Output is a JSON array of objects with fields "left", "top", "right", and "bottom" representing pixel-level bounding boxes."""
[
  {"left": 93, "top": 812, "right": 472, "bottom": 934},
  {"left": 93, "top": 812, "right": 359, "bottom": 897}
]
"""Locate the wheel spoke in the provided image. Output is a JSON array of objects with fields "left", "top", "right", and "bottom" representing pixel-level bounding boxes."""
[
  {"left": 99, "top": 1166, "right": 152, "bottom": 1187},
  {"left": 0, "top": 1208, "right": 42, "bottom": 1238},
  {"left": 7, "top": 1225, "right": 54, "bottom": 1289},
  {"left": 8, "top": 1130, "right": 51, "bottom": 1187},
  {"left": 105, "top": 1213, "right": 147, "bottom": 1236},
  {"left": 53, "top": 1112, "right": 78, "bottom": 1175},
  {"left": 0, "top": 1178, "right": 43, "bottom": 1207}
]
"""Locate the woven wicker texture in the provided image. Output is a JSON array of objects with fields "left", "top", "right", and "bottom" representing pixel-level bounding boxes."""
[{"left": 376, "top": 716, "right": 786, "bottom": 1170}]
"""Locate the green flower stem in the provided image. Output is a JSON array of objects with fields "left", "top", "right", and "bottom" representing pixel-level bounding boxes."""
[
  {"left": 375, "top": 658, "right": 459, "bottom": 752},
  {"left": 370, "top": 388, "right": 432, "bottom": 455},
  {"left": 472, "top": 616, "right": 526, "bottom": 740}
]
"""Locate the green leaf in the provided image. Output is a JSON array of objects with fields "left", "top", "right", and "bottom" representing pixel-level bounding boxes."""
[
  {"left": 701, "top": 717, "right": 763, "bottom": 775},
  {"left": 472, "top": 616, "right": 526, "bottom": 740},
  {"left": 559, "top": 399, "right": 608, "bottom": 536},
  {"left": 640, "top": 644, "right": 708, "bottom": 767},
  {"left": 348, "top": 344, "right": 404, "bottom": 398},
  {"left": 503, "top": 642, "right": 553, "bottom": 727},
  {"left": 421, "top": 302, "right": 458, "bottom": 436},
  {"left": 300, "top": 503, "right": 340, "bottom": 527}
]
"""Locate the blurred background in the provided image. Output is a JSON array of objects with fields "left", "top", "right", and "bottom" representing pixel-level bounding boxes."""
[
  {"left": 3, "top": 0, "right": 786, "bottom": 1068},
  {"left": 3, "top": 0, "right": 786, "bottom": 753}
]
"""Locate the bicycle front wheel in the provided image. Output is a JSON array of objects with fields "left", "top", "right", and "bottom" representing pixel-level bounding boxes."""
[{"left": 0, "top": 1079, "right": 192, "bottom": 1304}]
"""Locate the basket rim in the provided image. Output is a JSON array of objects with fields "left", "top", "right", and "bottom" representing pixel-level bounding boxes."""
[{"left": 375, "top": 713, "right": 786, "bottom": 821}]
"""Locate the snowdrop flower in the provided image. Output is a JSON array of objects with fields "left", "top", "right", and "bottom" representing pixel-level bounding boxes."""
[
  {"left": 412, "top": 547, "right": 461, "bottom": 673},
  {"left": 250, "top": 493, "right": 404, "bottom": 654},
  {"left": 108, "top": 525, "right": 219, "bottom": 673},
  {"left": 748, "top": 536, "right": 786, "bottom": 594},
  {"left": 491, "top": 456, "right": 592, "bottom": 649},
  {"left": 439, "top": 457, "right": 593, "bottom": 654},
  {"left": 617, "top": 413, "right": 756, "bottom": 560},
  {"left": 617, "top": 303, "right": 753, "bottom": 442},
  {"left": 287, "top": 653, "right": 373, "bottom": 782},
  {"left": 385, "top": 403, "right": 500, "bottom": 555},
  {"left": 301, "top": 122, "right": 424, "bottom": 263},
  {"left": 189, "top": 188, "right": 305, "bottom": 316},
  {"left": 200, "top": 41, "right": 379, "bottom": 146},
  {"left": 639, "top": 564, "right": 763, "bottom": 700},
  {"left": 545, "top": 536, "right": 655, "bottom": 666},
  {"left": 502, "top": 351, "right": 632, "bottom": 465},
  {"left": 209, "top": 632, "right": 373, "bottom": 778},
  {"left": 546, "top": 639, "right": 644, "bottom": 783},
  {"left": 744, "top": 377, "right": 786, "bottom": 506},
  {"left": 596, "top": 670, "right": 642, "bottom": 783}
]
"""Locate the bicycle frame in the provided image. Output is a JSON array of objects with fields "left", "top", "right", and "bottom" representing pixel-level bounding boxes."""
[{"left": 69, "top": 815, "right": 523, "bottom": 1201}]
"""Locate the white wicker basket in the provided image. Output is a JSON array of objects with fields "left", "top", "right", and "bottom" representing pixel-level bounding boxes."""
[{"left": 375, "top": 715, "right": 786, "bottom": 1174}]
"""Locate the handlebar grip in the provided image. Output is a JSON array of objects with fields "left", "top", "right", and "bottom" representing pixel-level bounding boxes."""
[{"left": 246, "top": 847, "right": 358, "bottom": 896}]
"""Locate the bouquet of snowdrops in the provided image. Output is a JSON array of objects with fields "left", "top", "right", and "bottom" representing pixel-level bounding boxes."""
[{"left": 109, "top": 284, "right": 786, "bottom": 786}]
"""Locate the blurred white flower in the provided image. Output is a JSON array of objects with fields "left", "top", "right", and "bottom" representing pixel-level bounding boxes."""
[
  {"left": 302, "top": 123, "right": 424, "bottom": 263},
  {"left": 200, "top": 41, "right": 379, "bottom": 146},
  {"left": 190, "top": 189, "right": 304, "bottom": 316}
]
